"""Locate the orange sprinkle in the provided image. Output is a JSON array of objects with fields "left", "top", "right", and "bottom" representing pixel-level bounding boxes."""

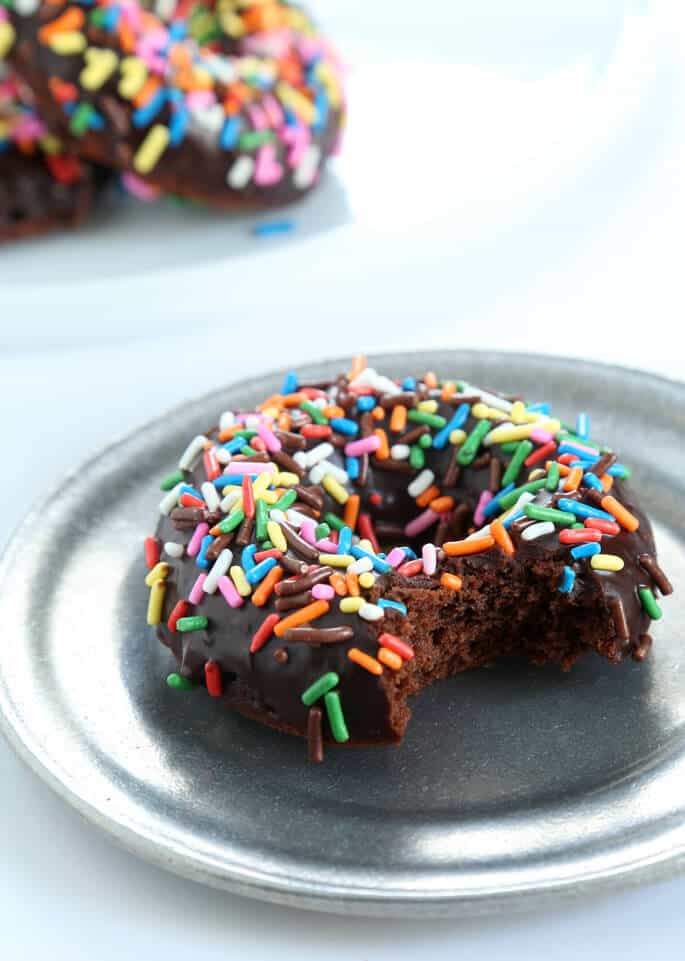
[
  {"left": 441, "top": 381, "right": 456, "bottom": 401},
  {"left": 277, "top": 412, "right": 291, "bottom": 431},
  {"left": 117, "top": 16, "right": 135, "bottom": 54},
  {"left": 274, "top": 600, "right": 329, "bottom": 637},
  {"left": 389, "top": 404, "right": 407, "bottom": 433},
  {"left": 323, "top": 405, "right": 345, "bottom": 420},
  {"left": 257, "top": 393, "right": 283, "bottom": 411},
  {"left": 345, "top": 571, "right": 360, "bottom": 597},
  {"left": 440, "top": 572, "right": 463, "bottom": 591},
  {"left": 218, "top": 426, "right": 240, "bottom": 443},
  {"left": 133, "top": 76, "right": 162, "bottom": 108},
  {"left": 378, "top": 647, "right": 403, "bottom": 671},
  {"left": 38, "top": 7, "right": 85, "bottom": 43},
  {"left": 546, "top": 460, "right": 571, "bottom": 477},
  {"left": 563, "top": 466, "right": 583, "bottom": 492},
  {"left": 348, "top": 648, "right": 383, "bottom": 676},
  {"left": 251, "top": 566, "right": 284, "bottom": 607},
  {"left": 601, "top": 495, "right": 639, "bottom": 532},
  {"left": 443, "top": 535, "right": 495, "bottom": 557},
  {"left": 424, "top": 371, "right": 438, "bottom": 389},
  {"left": 329, "top": 572, "right": 347, "bottom": 597},
  {"left": 282, "top": 392, "right": 307, "bottom": 408},
  {"left": 343, "top": 494, "right": 360, "bottom": 531},
  {"left": 372, "top": 406, "right": 385, "bottom": 421},
  {"left": 428, "top": 495, "right": 454, "bottom": 513},
  {"left": 600, "top": 473, "right": 613, "bottom": 492},
  {"left": 242, "top": 3, "right": 285, "bottom": 32},
  {"left": 374, "top": 428, "right": 390, "bottom": 460},
  {"left": 490, "top": 518, "right": 515, "bottom": 556},
  {"left": 349, "top": 354, "right": 366, "bottom": 380},
  {"left": 416, "top": 484, "right": 441, "bottom": 508}
]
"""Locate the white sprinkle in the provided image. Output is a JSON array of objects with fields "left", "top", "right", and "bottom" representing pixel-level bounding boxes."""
[
  {"left": 159, "top": 483, "right": 182, "bottom": 516},
  {"left": 286, "top": 509, "right": 308, "bottom": 528},
  {"left": 293, "top": 451, "right": 308, "bottom": 469},
  {"left": 521, "top": 521, "right": 555, "bottom": 541},
  {"left": 269, "top": 509, "right": 288, "bottom": 525},
  {"left": 422, "top": 543, "right": 437, "bottom": 576},
  {"left": 244, "top": 414, "right": 261, "bottom": 429},
  {"left": 154, "top": 0, "right": 177, "bottom": 20},
  {"left": 407, "top": 469, "right": 435, "bottom": 498},
  {"left": 164, "top": 542, "right": 184, "bottom": 559},
  {"left": 348, "top": 557, "right": 373, "bottom": 575},
  {"left": 220, "top": 489, "right": 242, "bottom": 513},
  {"left": 350, "top": 367, "right": 401, "bottom": 396},
  {"left": 215, "top": 448, "right": 232, "bottom": 464},
  {"left": 358, "top": 603, "right": 384, "bottom": 622},
  {"left": 391, "top": 444, "right": 410, "bottom": 460},
  {"left": 461, "top": 383, "right": 513, "bottom": 414},
  {"left": 219, "top": 411, "right": 235, "bottom": 431},
  {"left": 14, "top": 0, "right": 40, "bottom": 14},
  {"left": 201, "top": 481, "right": 220, "bottom": 512},
  {"left": 293, "top": 144, "right": 321, "bottom": 189},
  {"left": 227, "top": 155, "right": 255, "bottom": 190},
  {"left": 303, "top": 442, "right": 333, "bottom": 468},
  {"left": 203, "top": 549, "right": 233, "bottom": 593},
  {"left": 309, "top": 460, "right": 348, "bottom": 485},
  {"left": 178, "top": 434, "right": 207, "bottom": 471}
]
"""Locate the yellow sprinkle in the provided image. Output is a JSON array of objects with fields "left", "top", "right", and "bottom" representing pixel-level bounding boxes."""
[
  {"left": 229, "top": 497, "right": 244, "bottom": 514},
  {"left": 315, "top": 60, "right": 343, "bottom": 109},
  {"left": 261, "top": 406, "right": 280, "bottom": 421},
  {"left": 449, "top": 429, "right": 467, "bottom": 445},
  {"left": 80, "top": 47, "right": 119, "bottom": 91},
  {"left": 472, "top": 403, "right": 509, "bottom": 422},
  {"left": 528, "top": 468, "right": 546, "bottom": 481},
  {"left": 510, "top": 401, "right": 527, "bottom": 424},
  {"left": 358, "top": 538, "right": 374, "bottom": 552},
  {"left": 260, "top": 490, "right": 278, "bottom": 505},
  {"left": 49, "top": 31, "right": 87, "bottom": 55},
  {"left": 217, "top": 5, "right": 246, "bottom": 37},
  {"left": 359, "top": 572, "right": 375, "bottom": 589},
  {"left": 252, "top": 472, "right": 272, "bottom": 499},
  {"left": 417, "top": 399, "right": 438, "bottom": 414},
  {"left": 144, "top": 562, "right": 169, "bottom": 587},
  {"left": 276, "top": 82, "right": 316, "bottom": 125},
  {"left": 146, "top": 579, "right": 166, "bottom": 625},
  {"left": 38, "top": 135, "right": 63, "bottom": 155},
  {"left": 485, "top": 420, "right": 560, "bottom": 447},
  {"left": 274, "top": 471, "right": 299, "bottom": 488},
  {"left": 322, "top": 474, "right": 348, "bottom": 505},
  {"left": 267, "top": 520, "right": 287, "bottom": 553},
  {"left": 230, "top": 565, "right": 252, "bottom": 597},
  {"left": 119, "top": 56, "right": 148, "bottom": 99},
  {"left": 318, "top": 553, "right": 354, "bottom": 568},
  {"left": 0, "top": 21, "right": 16, "bottom": 59},
  {"left": 590, "top": 554, "right": 625, "bottom": 572},
  {"left": 133, "top": 124, "right": 170, "bottom": 175},
  {"left": 340, "top": 597, "right": 365, "bottom": 614}
]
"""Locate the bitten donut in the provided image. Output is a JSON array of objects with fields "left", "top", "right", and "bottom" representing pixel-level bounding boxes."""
[
  {"left": 144, "top": 360, "right": 672, "bottom": 762},
  {"left": 3, "top": 0, "right": 343, "bottom": 206},
  {"left": 0, "top": 68, "right": 97, "bottom": 240}
]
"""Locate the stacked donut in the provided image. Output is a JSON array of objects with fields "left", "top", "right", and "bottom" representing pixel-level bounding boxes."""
[{"left": 0, "top": 0, "right": 343, "bottom": 240}]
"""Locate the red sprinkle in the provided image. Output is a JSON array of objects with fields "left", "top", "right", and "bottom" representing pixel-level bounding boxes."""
[
  {"left": 585, "top": 517, "right": 621, "bottom": 535},
  {"left": 558, "top": 529, "right": 602, "bottom": 545},
  {"left": 254, "top": 548, "right": 284, "bottom": 562},
  {"left": 524, "top": 441, "right": 557, "bottom": 467},
  {"left": 558, "top": 453, "right": 577, "bottom": 466},
  {"left": 251, "top": 436, "right": 267, "bottom": 452},
  {"left": 179, "top": 492, "right": 205, "bottom": 508},
  {"left": 204, "top": 660, "right": 223, "bottom": 697},
  {"left": 299, "top": 387, "right": 328, "bottom": 400},
  {"left": 46, "top": 154, "right": 83, "bottom": 185},
  {"left": 369, "top": 492, "right": 383, "bottom": 507},
  {"left": 301, "top": 424, "right": 332, "bottom": 439},
  {"left": 358, "top": 513, "right": 380, "bottom": 554},
  {"left": 397, "top": 559, "right": 423, "bottom": 577},
  {"left": 144, "top": 536, "right": 160, "bottom": 570},
  {"left": 250, "top": 613, "right": 281, "bottom": 653},
  {"left": 378, "top": 633, "right": 415, "bottom": 660},
  {"left": 242, "top": 475, "right": 255, "bottom": 519},
  {"left": 203, "top": 448, "right": 220, "bottom": 481},
  {"left": 167, "top": 600, "right": 189, "bottom": 632}
]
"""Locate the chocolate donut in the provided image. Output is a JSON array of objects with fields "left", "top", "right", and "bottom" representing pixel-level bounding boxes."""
[
  {"left": 144, "top": 361, "right": 672, "bottom": 762},
  {"left": 3, "top": 0, "right": 343, "bottom": 207}
]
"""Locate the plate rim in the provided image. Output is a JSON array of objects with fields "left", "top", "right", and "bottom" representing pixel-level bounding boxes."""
[{"left": 1, "top": 348, "right": 685, "bottom": 918}]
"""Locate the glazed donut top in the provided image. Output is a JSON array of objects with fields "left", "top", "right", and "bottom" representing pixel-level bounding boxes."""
[
  {"left": 145, "top": 360, "right": 672, "bottom": 755},
  {"left": 3, "top": 0, "right": 343, "bottom": 204}
]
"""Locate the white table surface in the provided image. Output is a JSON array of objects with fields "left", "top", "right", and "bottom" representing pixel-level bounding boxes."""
[{"left": 1, "top": 1, "right": 685, "bottom": 957}]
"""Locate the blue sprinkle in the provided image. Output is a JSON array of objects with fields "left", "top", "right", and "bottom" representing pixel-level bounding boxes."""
[
  {"left": 132, "top": 88, "right": 167, "bottom": 128},
  {"left": 378, "top": 599, "right": 407, "bottom": 616},
  {"left": 402, "top": 547, "right": 418, "bottom": 560},
  {"left": 558, "top": 442, "right": 600, "bottom": 460},
  {"left": 168, "top": 107, "right": 188, "bottom": 147},
  {"left": 356, "top": 397, "right": 376, "bottom": 413},
  {"left": 168, "top": 21, "right": 187, "bottom": 40},
  {"left": 345, "top": 456, "right": 360, "bottom": 480},
  {"left": 583, "top": 472, "right": 604, "bottom": 492},
  {"left": 402, "top": 377, "right": 416, "bottom": 390},
  {"left": 241, "top": 544, "right": 257, "bottom": 573},
  {"left": 180, "top": 484, "right": 203, "bottom": 500},
  {"left": 608, "top": 463, "right": 629, "bottom": 478},
  {"left": 330, "top": 417, "right": 359, "bottom": 436},
  {"left": 502, "top": 509, "right": 524, "bottom": 529},
  {"left": 281, "top": 372, "right": 299, "bottom": 395},
  {"left": 570, "top": 542, "right": 601, "bottom": 560},
  {"left": 220, "top": 115, "right": 241, "bottom": 150},
  {"left": 196, "top": 534, "right": 213, "bottom": 570},
  {"left": 222, "top": 437, "right": 246, "bottom": 454},
  {"left": 312, "top": 91, "right": 328, "bottom": 133},
  {"left": 246, "top": 557, "right": 277, "bottom": 585},
  {"left": 482, "top": 482, "right": 516, "bottom": 520},
  {"left": 253, "top": 220, "right": 296, "bottom": 238},
  {"left": 558, "top": 566, "right": 575, "bottom": 593},
  {"left": 350, "top": 545, "right": 392, "bottom": 574},
  {"left": 527, "top": 402, "right": 551, "bottom": 415},
  {"left": 212, "top": 474, "right": 258, "bottom": 487},
  {"left": 576, "top": 412, "right": 590, "bottom": 440},
  {"left": 557, "top": 498, "right": 615, "bottom": 522},
  {"left": 88, "top": 108, "right": 105, "bottom": 131},
  {"left": 337, "top": 526, "right": 352, "bottom": 554},
  {"left": 432, "top": 403, "right": 471, "bottom": 449},
  {"left": 102, "top": 7, "right": 121, "bottom": 30}
]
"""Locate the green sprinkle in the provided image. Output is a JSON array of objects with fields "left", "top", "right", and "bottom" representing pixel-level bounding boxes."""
[
  {"left": 418, "top": 433, "right": 433, "bottom": 449},
  {"left": 315, "top": 522, "right": 331, "bottom": 540},
  {"left": 69, "top": 103, "right": 95, "bottom": 137},
  {"left": 89, "top": 8, "right": 109, "bottom": 27},
  {"left": 234, "top": 429, "right": 257, "bottom": 439},
  {"left": 407, "top": 410, "right": 446, "bottom": 430},
  {"left": 546, "top": 461, "right": 560, "bottom": 491},
  {"left": 500, "top": 441, "right": 520, "bottom": 455},
  {"left": 260, "top": 540, "right": 273, "bottom": 551},
  {"left": 217, "top": 509, "right": 245, "bottom": 534},
  {"left": 160, "top": 469, "right": 184, "bottom": 491},
  {"left": 501, "top": 440, "right": 534, "bottom": 487},
  {"left": 301, "top": 672, "right": 339, "bottom": 706},
  {"left": 273, "top": 489, "right": 297, "bottom": 512},
  {"left": 572, "top": 522, "right": 585, "bottom": 529},
  {"left": 324, "top": 691, "right": 350, "bottom": 743},
  {"left": 300, "top": 400, "right": 328, "bottom": 425},
  {"left": 457, "top": 420, "right": 492, "bottom": 466},
  {"left": 240, "top": 445, "right": 257, "bottom": 456},
  {"left": 176, "top": 616, "right": 209, "bottom": 632},
  {"left": 409, "top": 445, "right": 425, "bottom": 470},
  {"left": 255, "top": 499, "right": 269, "bottom": 541},
  {"left": 238, "top": 130, "right": 274, "bottom": 150},
  {"left": 638, "top": 586, "right": 662, "bottom": 620},
  {"left": 166, "top": 673, "right": 194, "bottom": 690},
  {"left": 498, "top": 478, "right": 548, "bottom": 510},
  {"left": 324, "top": 512, "right": 346, "bottom": 532},
  {"left": 523, "top": 504, "right": 576, "bottom": 526}
]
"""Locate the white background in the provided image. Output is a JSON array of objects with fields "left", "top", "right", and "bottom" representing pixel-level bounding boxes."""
[{"left": 1, "top": 1, "right": 685, "bottom": 957}]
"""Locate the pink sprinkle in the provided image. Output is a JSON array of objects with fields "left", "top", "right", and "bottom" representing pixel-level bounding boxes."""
[
  {"left": 121, "top": 172, "right": 161, "bottom": 201},
  {"left": 223, "top": 462, "right": 275, "bottom": 476},
  {"left": 185, "top": 90, "right": 216, "bottom": 111},
  {"left": 281, "top": 122, "right": 310, "bottom": 168},
  {"left": 300, "top": 519, "right": 317, "bottom": 545},
  {"left": 345, "top": 436, "right": 381, "bottom": 457},
  {"left": 218, "top": 575, "right": 243, "bottom": 609},
  {"left": 385, "top": 547, "right": 407, "bottom": 569},
  {"left": 404, "top": 509, "right": 439, "bottom": 538},
  {"left": 474, "top": 491, "right": 493, "bottom": 527},
  {"left": 257, "top": 423, "right": 282, "bottom": 453},
  {"left": 530, "top": 428, "right": 554, "bottom": 445},
  {"left": 188, "top": 574, "right": 207, "bottom": 605},
  {"left": 316, "top": 538, "right": 338, "bottom": 554},
  {"left": 187, "top": 523, "right": 209, "bottom": 557},
  {"left": 422, "top": 543, "right": 437, "bottom": 576},
  {"left": 0, "top": 8, "right": 8, "bottom": 21},
  {"left": 247, "top": 104, "right": 267, "bottom": 131},
  {"left": 262, "top": 94, "right": 284, "bottom": 130},
  {"left": 312, "top": 584, "right": 335, "bottom": 601},
  {"left": 254, "top": 144, "right": 283, "bottom": 187},
  {"left": 563, "top": 438, "right": 600, "bottom": 456}
]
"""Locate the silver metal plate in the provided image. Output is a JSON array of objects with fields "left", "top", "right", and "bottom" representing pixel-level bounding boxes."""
[{"left": 1, "top": 350, "right": 684, "bottom": 918}]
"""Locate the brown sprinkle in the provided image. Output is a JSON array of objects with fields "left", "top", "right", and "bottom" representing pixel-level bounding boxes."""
[
  {"left": 281, "top": 626, "right": 355, "bottom": 644},
  {"left": 609, "top": 595, "right": 630, "bottom": 641},
  {"left": 275, "top": 590, "right": 314, "bottom": 612},
  {"left": 279, "top": 521, "right": 320, "bottom": 562},
  {"left": 275, "top": 566, "right": 335, "bottom": 596},
  {"left": 273, "top": 647, "right": 289, "bottom": 664},
  {"left": 235, "top": 515, "right": 255, "bottom": 547},
  {"left": 272, "top": 449, "right": 305, "bottom": 478},
  {"left": 307, "top": 706, "right": 324, "bottom": 763},
  {"left": 638, "top": 554, "right": 673, "bottom": 596}
]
